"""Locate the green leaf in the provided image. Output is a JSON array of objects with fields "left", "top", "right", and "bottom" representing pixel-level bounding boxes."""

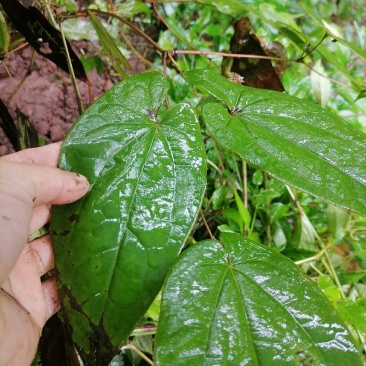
[
  {"left": 155, "top": 232, "right": 362, "bottom": 365},
  {"left": 87, "top": 10, "right": 131, "bottom": 78},
  {"left": 302, "top": 3, "right": 366, "bottom": 61},
  {"left": 155, "top": 0, "right": 246, "bottom": 16},
  {"left": 317, "top": 274, "right": 335, "bottom": 289},
  {"left": 337, "top": 298, "right": 366, "bottom": 334},
  {"left": 252, "top": 170, "right": 263, "bottom": 185},
  {"left": 317, "top": 274, "right": 342, "bottom": 303},
  {"left": 211, "top": 186, "right": 228, "bottom": 210},
  {"left": 316, "top": 43, "right": 364, "bottom": 91},
  {"left": 233, "top": 187, "right": 251, "bottom": 228},
  {"left": 310, "top": 60, "right": 331, "bottom": 108},
  {"left": 185, "top": 69, "right": 366, "bottom": 216},
  {"left": 276, "top": 21, "right": 309, "bottom": 50},
  {"left": 16, "top": 108, "right": 39, "bottom": 150},
  {"left": 222, "top": 208, "right": 243, "bottom": 234},
  {"left": 51, "top": 72, "right": 206, "bottom": 364},
  {"left": 270, "top": 202, "right": 288, "bottom": 223},
  {"left": 338, "top": 271, "right": 366, "bottom": 285},
  {"left": 326, "top": 204, "right": 349, "bottom": 240},
  {"left": 298, "top": 214, "right": 317, "bottom": 251},
  {"left": 0, "top": 11, "right": 9, "bottom": 54}
]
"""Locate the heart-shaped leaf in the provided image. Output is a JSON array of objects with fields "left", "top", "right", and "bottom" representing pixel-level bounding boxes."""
[
  {"left": 155, "top": 232, "right": 363, "bottom": 365},
  {"left": 185, "top": 69, "right": 366, "bottom": 216},
  {"left": 51, "top": 72, "right": 206, "bottom": 365}
]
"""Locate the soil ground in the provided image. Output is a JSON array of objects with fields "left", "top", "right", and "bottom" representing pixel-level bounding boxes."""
[{"left": 0, "top": 41, "right": 114, "bottom": 156}]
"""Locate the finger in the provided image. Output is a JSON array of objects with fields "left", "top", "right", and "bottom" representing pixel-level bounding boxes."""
[
  {"left": 0, "top": 160, "right": 89, "bottom": 207},
  {"left": 29, "top": 205, "right": 51, "bottom": 234},
  {"left": 28, "top": 235, "right": 54, "bottom": 276},
  {"left": 1, "top": 142, "right": 62, "bottom": 166},
  {"left": 42, "top": 277, "right": 60, "bottom": 318}
]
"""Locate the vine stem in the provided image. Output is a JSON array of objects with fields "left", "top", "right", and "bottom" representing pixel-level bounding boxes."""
[
  {"left": 99, "top": 10, "right": 165, "bottom": 53},
  {"left": 58, "top": 21, "right": 84, "bottom": 114},
  {"left": 131, "top": 326, "right": 157, "bottom": 336},
  {"left": 263, "top": 172, "right": 272, "bottom": 245},
  {"left": 303, "top": 60, "right": 351, "bottom": 89},
  {"left": 168, "top": 49, "right": 290, "bottom": 62},
  {"left": 295, "top": 244, "right": 331, "bottom": 265},
  {"left": 242, "top": 160, "right": 248, "bottom": 209},
  {"left": 5, "top": 50, "right": 36, "bottom": 105},
  {"left": 121, "top": 345, "right": 154, "bottom": 365},
  {"left": 200, "top": 209, "right": 215, "bottom": 240}
]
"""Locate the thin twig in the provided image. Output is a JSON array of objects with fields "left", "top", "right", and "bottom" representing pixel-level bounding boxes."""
[
  {"left": 207, "top": 158, "right": 223, "bottom": 177},
  {"left": 298, "top": 33, "right": 327, "bottom": 62},
  {"left": 5, "top": 42, "right": 29, "bottom": 56},
  {"left": 295, "top": 244, "right": 330, "bottom": 265},
  {"left": 200, "top": 209, "right": 215, "bottom": 240},
  {"left": 121, "top": 344, "right": 154, "bottom": 365},
  {"left": 263, "top": 172, "right": 272, "bottom": 245},
  {"left": 167, "top": 53, "right": 184, "bottom": 76},
  {"left": 131, "top": 326, "right": 157, "bottom": 336},
  {"left": 99, "top": 10, "right": 165, "bottom": 53},
  {"left": 58, "top": 20, "right": 84, "bottom": 114},
  {"left": 119, "top": 28, "right": 153, "bottom": 68},
  {"left": 242, "top": 160, "right": 248, "bottom": 209},
  {"left": 303, "top": 60, "right": 352, "bottom": 89},
  {"left": 6, "top": 50, "right": 36, "bottom": 104},
  {"left": 169, "top": 49, "right": 290, "bottom": 62}
]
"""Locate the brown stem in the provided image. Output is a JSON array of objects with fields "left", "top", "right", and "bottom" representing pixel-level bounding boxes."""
[
  {"left": 169, "top": 49, "right": 290, "bottom": 62},
  {"left": 200, "top": 209, "right": 215, "bottom": 240},
  {"left": 97, "top": 10, "right": 165, "bottom": 54},
  {"left": 6, "top": 49, "right": 36, "bottom": 104}
]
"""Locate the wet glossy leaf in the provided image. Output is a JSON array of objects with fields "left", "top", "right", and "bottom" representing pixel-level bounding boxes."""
[
  {"left": 51, "top": 72, "right": 206, "bottom": 364},
  {"left": 155, "top": 232, "right": 363, "bottom": 365},
  {"left": 185, "top": 69, "right": 366, "bottom": 216}
]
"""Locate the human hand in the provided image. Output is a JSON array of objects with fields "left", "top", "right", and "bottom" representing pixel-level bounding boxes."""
[{"left": 0, "top": 143, "right": 89, "bottom": 366}]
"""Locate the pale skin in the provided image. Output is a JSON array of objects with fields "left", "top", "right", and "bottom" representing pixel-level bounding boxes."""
[{"left": 0, "top": 143, "right": 89, "bottom": 366}]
